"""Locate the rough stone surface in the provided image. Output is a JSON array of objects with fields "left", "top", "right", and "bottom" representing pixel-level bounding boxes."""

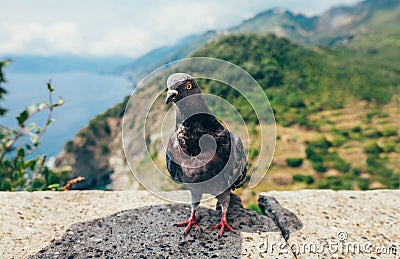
[
  {"left": 31, "top": 197, "right": 284, "bottom": 258},
  {"left": 0, "top": 190, "right": 291, "bottom": 259},
  {"left": 0, "top": 190, "right": 399, "bottom": 258},
  {"left": 0, "top": 191, "right": 171, "bottom": 258},
  {"left": 260, "top": 190, "right": 400, "bottom": 258}
]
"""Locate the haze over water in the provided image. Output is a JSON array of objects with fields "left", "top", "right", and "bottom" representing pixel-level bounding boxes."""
[{"left": 1, "top": 71, "right": 132, "bottom": 158}]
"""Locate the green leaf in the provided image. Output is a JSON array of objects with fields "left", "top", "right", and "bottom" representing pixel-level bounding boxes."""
[
  {"left": 0, "top": 107, "right": 7, "bottom": 116},
  {"left": 47, "top": 183, "right": 61, "bottom": 189},
  {"left": 27, "top": 123, "right": 37, "bottom": 130},
  {"left": 31, "top": 136, "right": 39, "bottom": 146},
  {"left": 46, "top": 119, "right": 55, "bottom": 126},
  {"left": 17, "top": 109, "right": 29, "bottom": 126},
  {"left": 0, "top": 180, "right": 11, "bottom": 191},
  {"left": 17, "top": 148, "right": 25, "bottom": 158},
  {"left": 0, "top": 86, "right": 7, "bottom": 95},
  {"left": 48, "top": 173, "right": 61, "bottom": 184},
  {"left": 25, "top": 144, "right": 32, "bottom": 151},
  {"left": 31, "top": 179, "right": 46, "bottom": 190},
  {"left": 47, "top": 82, "right": 54, "bottom": 92},
  {"left": 25, "top": 159, "right": 37, "bottom": 170},
  {"left": 5, "top": 139, "right": 14, "bottom": 149},
  {"left": 27, "top": 104, "right": 36, "bottom": 114}
]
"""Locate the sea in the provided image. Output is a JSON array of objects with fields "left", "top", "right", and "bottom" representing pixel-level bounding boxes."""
[{"left": 1, "top": 71, "right": 133, "bottom": 160}]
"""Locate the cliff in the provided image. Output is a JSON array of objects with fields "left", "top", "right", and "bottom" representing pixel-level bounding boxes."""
[{"left": 54, "top": 96, "right": 136, "bottom": 190}]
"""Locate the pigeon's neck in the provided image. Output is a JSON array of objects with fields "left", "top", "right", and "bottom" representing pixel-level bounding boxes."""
[{"left": 175, "top": 94, "right": 212, "bottom": 130}]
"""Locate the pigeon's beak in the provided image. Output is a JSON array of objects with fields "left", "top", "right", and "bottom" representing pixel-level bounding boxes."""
[{"left": 165, "top": 89, "right": 178, "bottom": 104}]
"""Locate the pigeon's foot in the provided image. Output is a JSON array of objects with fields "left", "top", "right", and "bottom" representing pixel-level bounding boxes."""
[
  {"left": 211, "top": 212, "right": 235, "bottom": 238},
  {"left": 174, "top": 212, "right": 202, "bottom": 236}
]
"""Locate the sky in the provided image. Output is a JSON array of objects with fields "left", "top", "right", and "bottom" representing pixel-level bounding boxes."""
[{"left": 0, "top": 0, "right": 361, "bottom": 58}]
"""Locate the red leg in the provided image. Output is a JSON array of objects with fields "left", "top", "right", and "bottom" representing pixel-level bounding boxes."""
[
  {"left": 211, "top": 210, "right": 235, "bottom": 238},
  {"left": 174, "top": 210, "right": 202, "bottom": 235}
]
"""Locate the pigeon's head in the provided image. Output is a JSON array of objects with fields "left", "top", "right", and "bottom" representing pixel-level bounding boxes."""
[{"left": 165, "top": 73, "right": 201, "bottom": 105}]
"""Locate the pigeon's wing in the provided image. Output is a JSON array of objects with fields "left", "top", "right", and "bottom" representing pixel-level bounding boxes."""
[
  {"left": 166, "top": 134, "right": 184, "bottom": 183},
  {"left": 229, "top": 131, "right": 247, "bottom": 190},
  {"left": 214, "top": 129, "right": 247, "bottom": 190}
]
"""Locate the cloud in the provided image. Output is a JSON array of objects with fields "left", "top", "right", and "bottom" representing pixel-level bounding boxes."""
[
  {"left": 0, "top": 0, "right": 362, "bottom": 58},
  {"left": 0, "top": 22, "right": 82, "bottom": 56},
  {"left": 89, "top": 27, "right": 151, "bottom": 57}
]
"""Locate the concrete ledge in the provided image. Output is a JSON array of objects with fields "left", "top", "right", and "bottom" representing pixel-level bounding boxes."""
[
  {"left": 259, "top": 190, "right": 400, "bottom": 258},
  {"left": 0, "top": 190, "right": 399, "bottom": 258}
]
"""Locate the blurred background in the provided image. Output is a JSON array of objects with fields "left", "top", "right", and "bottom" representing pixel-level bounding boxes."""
[{"left": 0, "top": 0, "right": 399, "bottom": 205}]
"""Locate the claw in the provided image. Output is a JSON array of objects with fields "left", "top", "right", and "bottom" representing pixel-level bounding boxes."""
[
  {"left": 174, "top": 214, "right": 202, "bottom": 235},
  {"left": 211, "top": 213, "right": 235, "bottom": 238}
]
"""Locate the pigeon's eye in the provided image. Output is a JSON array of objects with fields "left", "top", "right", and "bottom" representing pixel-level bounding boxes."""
[{"left": 185, "top": 82, "right": 192, "bottom": 90}]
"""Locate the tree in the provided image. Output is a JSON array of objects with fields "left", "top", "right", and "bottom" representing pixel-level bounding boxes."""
[
  {"left": 0, "top": 59, "right": 9, "bottom": 116},
  {"left": 0, "top": 59, "right": 71, "bottom": 191}
]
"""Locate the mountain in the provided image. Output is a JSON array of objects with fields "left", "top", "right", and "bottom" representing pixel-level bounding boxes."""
[
  {"left": 55, "top": 0, "right": 400, "bottom": 200},
  {"left": 116, "top": 0, "right": 400, "bottom": 82},
  {"left": 315, "top": 0, "right": 400, "bottom": 45},
  {"left": 229, "top": 8, "right": 317, "bottom": 44},
  {"left": 118, "top": 31, "right": 219, "bottom": 84},
  {"left": 231, "top": 0, "right": 400, "bottom": 46}
]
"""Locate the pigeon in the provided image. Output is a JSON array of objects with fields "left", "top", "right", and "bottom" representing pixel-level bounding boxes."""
[{"left": 165, "top": 73, "right": 247, "bottom": 237}]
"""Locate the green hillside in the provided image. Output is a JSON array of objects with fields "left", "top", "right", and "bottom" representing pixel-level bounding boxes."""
[
  {"left": 68, "top": 33, "right": 399, "bottom": 196},
  {"left": 192, "top": 34, "right": 398, "bottom": 123},
  {"left": 190, "top": 34, "right": 399, "bottom": 197}
]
